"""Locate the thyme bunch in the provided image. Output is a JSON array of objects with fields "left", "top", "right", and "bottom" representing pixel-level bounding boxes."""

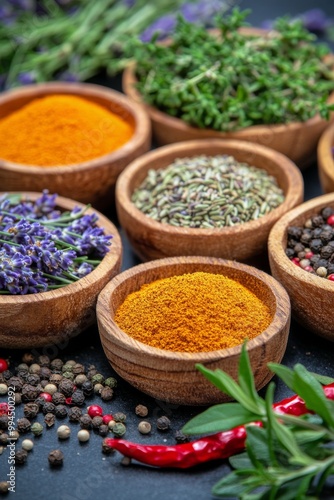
[{"left": 129, "top": 8, "right": 334, "bottom": 131}]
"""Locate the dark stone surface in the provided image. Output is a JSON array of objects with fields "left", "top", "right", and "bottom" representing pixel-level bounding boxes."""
[{"left": 1, "top": 1, "right": 334, "bottom": 498}]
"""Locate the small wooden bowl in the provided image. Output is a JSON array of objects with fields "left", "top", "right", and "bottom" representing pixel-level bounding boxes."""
[
  {"left": 268, "top": 193, "right": 334, "bottom": 341},
  {"left": 123, "top": 28, "right": 334, "bottom": 168},
  {"left": 97, "top": 256, "right": 291, "bottom": 405},
  {"left": 0, "top": 192, "right": 122, "bottom": 349},
  {"left": 318, "top": 121, "right": 334, "bottom": 193},
  {"left": 0, "top": 82, "right": 151, "bottom": 211},
  {"left": 115, "top": 139, "right": 304, "bottom": 262}
]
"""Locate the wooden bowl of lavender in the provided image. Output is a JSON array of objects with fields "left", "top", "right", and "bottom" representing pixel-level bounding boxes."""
[
  {"left": 318, "top": 120, "right": 334, "bottom": 194},
  {"left": 0, "top": 191, "right": 122, "bottom": 349},
  {"left": 0, "top": 82, "right": 151, "bottom": 211},
  {"left": 268, "top": 193, "right": 334, "bottom": 341},
  {"left": 97, "top": 256, "right": 291, "bottom": 405},
  {"left": 115, "top": 139, "right": 303, "bottom": 263}
]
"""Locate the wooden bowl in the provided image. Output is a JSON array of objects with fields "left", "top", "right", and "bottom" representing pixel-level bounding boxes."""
[
  {"left": 0, "top": 82, "right": 151, "bottom": 211},
  {"left": 97, "top": 256, "right": 291, "bottom": 405},
  {"left": 0, "top": 192, "right": 122, "bottom": 349},
  {"left": 122, "top": 28, "right": 334, "bottom": 168},
  {"left": 268, "top": 193, "right": 334, "bottom": 341},
  {"left": 318, "top": 121, "right": 334, "bottom": 193},
  {"left": 115, "top": 139, "right": 304, "bottom": 263}
]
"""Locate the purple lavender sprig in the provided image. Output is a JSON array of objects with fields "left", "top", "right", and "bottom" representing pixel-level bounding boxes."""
[{"left": 0, "top": 190, "right": 113, "bottom": 295}]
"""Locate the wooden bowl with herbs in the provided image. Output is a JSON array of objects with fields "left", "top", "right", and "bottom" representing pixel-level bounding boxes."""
[
  {"left": 97, "top": 256, "right": 291, "bottom": 405},
  {"left": 268, "top": 193, "right": 334, "bottom": 341},
  {"left": 0, "top": 191, "right": 122, "bottom": 349},
  {"left": 0, "top": 82, "right": 151, "bottom": 211},
  {"left": 122, "top": 14, "right": 334, "bottom": 168},
  {"left": 318, "top": 120, "right": 334, "bottom": 193},
  {"left": 115, "top": 139, "right": 303, "bottom": 263}
]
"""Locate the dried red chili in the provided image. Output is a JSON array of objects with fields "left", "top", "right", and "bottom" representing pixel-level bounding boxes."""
[{"left": 104, "top": 383, "right": 334, "bottom": 469}]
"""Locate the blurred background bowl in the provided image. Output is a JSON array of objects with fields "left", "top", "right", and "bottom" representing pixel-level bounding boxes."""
[
  {"left": 116, "top": 139, "right": 304, "bottom": 264},
  {"left": 0, "top": 82, "right": 151, "bottom": 211},
  {"left": 318, "top": 120, "right": 334, "bottom": 194},
  {"left": 0, "top": 192, "right": 122, "bottom": 349},
  {"left": 97, "top": 256, "right": 291, "bottom": 405},
  {"left": 268, "top": 193, "right": 334, "bottom": 341}
]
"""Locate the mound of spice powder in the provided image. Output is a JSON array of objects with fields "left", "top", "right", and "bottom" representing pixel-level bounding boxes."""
[
  {"left": 0, "top": 94, "right": 134, "bottom": 166},
  {"left": 114, "top": 272, "right": 272, "bottom": 353},
  {"left": 131, "top": 155, "right": 285, "bottom": 228}
]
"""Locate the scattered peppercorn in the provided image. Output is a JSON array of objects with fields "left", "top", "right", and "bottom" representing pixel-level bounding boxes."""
[
  {"left": 52, "top": 392, "right": 66, "bottom": 405},
  {"left": 91, "top": 374, "right": 104, "bottom": 385},
  {"left": 75, "top": 374, "right": 87, "bottom": 386},
  {"left": 114, "top": 412, "right": 126, "bottom": 423},
  {"left": 102, "top": 415, "right": 114, "bottom": 425},
  {"left": 21, "top": 384, "right": 39, "bottom": 402},
  {"left": 17, "top": 418, "right": 31, "bottom": 433},
  {"left": 100, "top": 387, "right": 113, "bottom": 401},
  {"left": 102, "top": 438, "right": 115, "bottom": 455},
  {"left": 112, "top": 423, "right": 126, "bottom": 437},
  {"left": 79, "top": 414, "right": 93, "bottom": 429},
  {"left": 31, "top": 422, "right": 44, "bottom": 436},
  {"left": 29, "top": 364, "right": 40, "bottom": 374},
  {"left": 44, "top": 413, "right": 56, "bottom": 427},
  {"left": 57, "top": 425, "right": 71, "bottom": 440},
  {"left": 48, "top": 449, "right": 64, "bottom": 466},
  {"left": 174, "top": 430, "right": 190, "bottom": 443},
  {"left": 43, "top": 384, "right": 58, "bottom": 395},
  {"left": 42, "top": 402, "right": 56, "bottom": 415},
  {"left": 55, "top": 404, "right": 68, "bottom": 419},
  {"left": 71, "top": 390, "right": 85, "bottom": 406},
  {"left": 23, "top": 402, "right": 39, "bottom": 419},
  {"left": 78, "top": 429, "right": 90, "bottom": 442},
  {"left": 0, "top": 416, "right": 8, "bottom": 430},
  {"left": 39, "top": 392, "right": 52, "bottom": 403},
  {"left": 50, "top": 359, "right": 63, "bottom": 371},
  {"left": 87, "top": 405, "right": 103, "bottom": 418},
  {"left": 135, "top": 405, "right": 148, "bottom": 417},
  {"left": 58, "top": 379, "right": 75, "bottom": 397},
  {"left": 156, "top": 416, "right": 171, "bottom": 431},
  {"left": 138, "top": 421, "right": 151, "bottom": 434},
  {"left": 0, "top": 434, "right": 9, "bottom": 445},
  {"left": 22, "top": 439, "right": 34, "bottom": 451},
  {"left": 104, "top": 377, "right": 117, "bottom": 389},
  {"left": 15, "top": 449, "right": 28, "bottom": 465},
  {"left": 22, "top": 353, "right": 34, "bottom": 365},
  {"left": 92, "top": 416, "right": 104, "bottom": 429},
  {"left": 68, "top": 407, "right": 82, "bottom": 422},
  {"left": 0, "top": 481, "right": 9, "bottom": 494},
  {"left": 99, "top": 424, "right": 109, "bottom": 437},
  {"left": 81, "top": 380, "right": 94, "bottom": 396},
  {"left": 93, "top": 383, "right": 103, "bottom": 395},
  {"left": 121, "top": 456, "right": 132, "bottom": 466},
  {"left": 0, "top": 360, "right": 9, "bottom": 373},
  {"left": 26, "top": 374, "right": 41, "bottom": 386},
  {"left": 0, "top": 385, "right": 7, "bottom": 396}
]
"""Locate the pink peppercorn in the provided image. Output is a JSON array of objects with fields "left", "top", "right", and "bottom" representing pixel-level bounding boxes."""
[
  {"left": 39, "top": 392, "right": 53, "bottom": 403},
  {"left": 102, "top": 414, "right": 114, "bottom": 425},
  {"left": 304, "top": 251, "right": 314, "bottom": 259},
  {"left": 328, "top": 274, "right": 334, "bottom": 281},
  {"left": 88, "top": 405, "right": 103, "bottom": 418},
  {"left": 0, "top": 403, "right": 9, "bottom": 416},
  {"left": 0, "top": 359, "right": 8, "bottom": 373},
  {"left": 327, "top": 215, "right": 334, "bottom": 226},
  {"left": 291, "top": 257, "right": 300, "bottom": 266}
]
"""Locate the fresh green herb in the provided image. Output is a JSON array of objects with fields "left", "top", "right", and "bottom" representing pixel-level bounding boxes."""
[
  {"left": 183, "top": 344, "right": 334, "bottom": 498},
  {"left": 127, "top": 7, "right": 334, "bottom": 131}
]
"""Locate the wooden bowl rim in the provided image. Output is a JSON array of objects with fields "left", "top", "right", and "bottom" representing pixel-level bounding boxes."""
[
  {"left": 318, "top": 121, "right": 334, "bottom": 181},
  {"left": 97, "top": 256, "right": 291, "bottom": 361},
  {"left": 115, "top": 138, "right": 304, "bottom": 236},
  {"left": 0, "top": 82, "right": 151, "bottom": 173},
  {"left": 269, "top": 192, "right": 334, "bottom": 291},
  {"left": 0, "top": 191, "right": 122, "bottom": 303}
]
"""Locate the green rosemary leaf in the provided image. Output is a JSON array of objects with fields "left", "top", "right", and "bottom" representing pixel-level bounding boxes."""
[
  {"left": 229, "top": 452, "right": 253, "bottom": 470},
  {"left": 238, "top": 343, "right": 263, "bottom": 408},
  {"left": 268, "top": 363, "right": 294, "bottom": 389},
  {"left": 244, "top": 425, "right": 272, "bottom": 468},
  {"left": 309, "top": 373, "right": 334, "bottom": 385},
  {"left": 293, "top": 364, "right": 334, "bottom": 428},
  {"left": 182, "top": 403, "right": 256, "bottom": 435},
  {"left": 211, "top": 471, "right": 256, "bottom": 497},
  {"left": 195, "top": 364, "right": 263, "bottom": 414}
]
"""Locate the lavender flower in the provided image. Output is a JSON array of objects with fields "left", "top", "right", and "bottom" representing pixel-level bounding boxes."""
[{"left": 0, "top": 190, "right": 112, "bottom": 294}]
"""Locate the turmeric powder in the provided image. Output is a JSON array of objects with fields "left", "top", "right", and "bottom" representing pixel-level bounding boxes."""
[
  {"left": 114, "top": 272, "right": 272, "bottom": 353},
  {"left": 0, "top": 94, "right": 134, "bottom": 166}
]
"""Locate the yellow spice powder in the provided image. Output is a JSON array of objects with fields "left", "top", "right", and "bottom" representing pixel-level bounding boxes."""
[{"left": 114, "top": 272, "right": 272, "bottom": 353}]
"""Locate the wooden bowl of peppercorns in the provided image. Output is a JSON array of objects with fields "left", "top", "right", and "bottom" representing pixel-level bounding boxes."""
[
  {"left": 268, "top": 193, "right": 334, "bottom": 341},
  {"left": 116, "top": 139, "right": 304, "bottom": 264},
  {"left": 0, "top": 192, "right": 122, "bottom": 349},
  {"left": 97, "top": 256, "right": 291, "bottom": 405}
]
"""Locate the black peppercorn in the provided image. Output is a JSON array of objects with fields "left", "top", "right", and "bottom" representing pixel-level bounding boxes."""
[
  {"left": 321, "top": 206, "right": 334, "bottom": 219},
  {"left": 313, "top": 258, "right": 329, "bottom": 270},
  {"left": 71, "top": 390, "right": 85, "bottom": 406},
  {"left": 39, "top": 367, "right": 51, "bottom": 380},
  {"left": 175, "top": 430, "right": 190, "bottom": 443},
  {"left": 300, "top": 231, "right": 312, "bottom": 245},
  {"left": 327, "top": 263, "right": 334, "bottom": 274},
  {"left": 79, "top": 414, "right": 93, "bottom": 430},
  {"left": 42, "top": 402, "right": 56, "bottom": 415},
  {"left": 37, "top": 355, "right": 50, "bottom": 367},
  {"left": 26, "top": 373, "right": 41, "bottom": 386},
  {"left": 320, "top": 228, "right": 333, "bottom": 243},
  {"left": 52, "top": 392, "right": 66, "bottom": 405},
  {"left": 0, "top": 416, "right": 8, "bottom": 430},
  {"left": 48, "top": 449, "right": 64, "bottom": 466},
  {"left": 55, "top": 405, "right": 68, "bottom": 419},
  {"left": 17, "top": 417, "right": 31, "bottom": 433},
  {"left": 81, "top": 380, "right": 94, "bottom": 396},
  {"left": 15, "top": 449, "right": 28, "bottom": 465},
  {"left": 100, "top": 387, "right": 113, "bottom": 401},
  {"left": 285, "top": 248, "right": 295, "bottom": 259},
  {"left": 311, "top": 215, "right": 324, "bottom": 227},
  {"left": 99, "top": 424, "right": 109, "bottom": 437},
  {"left": 92, "top": 416, "right": 103, "bottom": 429},
  {"left": 68, "top": 406, "right": 82, "bottom": 422},
  {"left": 156, "top": 416, "right": 171, "bottom": 431},
  {"left": 102, "top": 438, "right": 115, "bottom": 455},
  {"left": 2, "top": 370, "right": 13, "bottom": 381},
  {"left": 49, "top": 374, "right": 63, "bottom": 386},
  {"left": 311, "top": 227, "right": 322, "bottom": 238},
  {"left": 7, "top": 376, "right": 24, "bottom": 391},
  {"left": 287, "top": 226, "right": 302, "bottom": 239},
  {"left": 309, "top": 239, "right": 323, "bottom": 253},
  {"left": 87, "top": 369, "right": 98, "bottom": 380},
  {"left": 44, "top": 413, "right": 56, "bottom": 427},
  {"left": 22, "top": 353, "right": 35, "bottom": 365},
  {"left": 50, "top": 359, "right": 64, "bottom": 371},
  {"left": 287, "top": 237, "right": 299, "bottom": 249},
  {"left": 21, "top": 384, "right": 40, "bottom": 402},
  {"left": 35, "top": 396, "right": 47, "bottom": 410},
  {"left": 293, "top": 243, "right": 305, "bottom": 254},
  {"left": 58, "top": 378, "right": 75, "bottom": 397},
  {"left": 23, "top": 402, "right": 39, "bottom": 419},
  {"left": 72, "top": 363, "right": 85, "bottom": 375},
  {"left": 320, "top": 245, "right": 334, "bottom": 259}
]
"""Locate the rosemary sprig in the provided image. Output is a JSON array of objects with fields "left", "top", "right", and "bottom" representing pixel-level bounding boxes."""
[{"left": 183, "top": 344, "right": 334, "bottom": 498}]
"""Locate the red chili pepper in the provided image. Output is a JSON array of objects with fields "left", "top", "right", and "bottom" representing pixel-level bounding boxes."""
[{"left": 104, "top": 383, "right": 334, "bottom": 469}]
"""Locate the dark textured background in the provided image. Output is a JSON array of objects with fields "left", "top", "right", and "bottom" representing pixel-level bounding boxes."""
[{"left": 1, "top": 1, "right": 334, "bottom": 498}]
